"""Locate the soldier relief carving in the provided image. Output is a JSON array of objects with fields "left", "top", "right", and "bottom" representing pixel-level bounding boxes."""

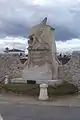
[
  {"left": 27, "top": 17, "right": 59, "bottom": 79},
  {"left": 28, "top": 18, "right": 50, "bottom": 50}
]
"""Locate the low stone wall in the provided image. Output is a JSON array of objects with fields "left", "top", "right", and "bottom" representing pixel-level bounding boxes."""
[
  {"left": 58, "top": 51, "right": 80, "bottom": 87},
  {"left": 0, "top": 52, "right": 80, "bottom": 87},
  {"left": 0, "top": 54, "right": 23, "bottom": 80}
]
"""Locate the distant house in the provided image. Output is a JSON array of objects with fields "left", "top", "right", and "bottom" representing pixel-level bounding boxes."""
[{"left": 4, "top": 48, "right": 25, "bottom": 55}]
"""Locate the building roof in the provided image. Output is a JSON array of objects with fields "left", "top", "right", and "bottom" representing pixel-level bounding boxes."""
[{"left": 4, "top": 48, "right": 25, "bottom": 52}]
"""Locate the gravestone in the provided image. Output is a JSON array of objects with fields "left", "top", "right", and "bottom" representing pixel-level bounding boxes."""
[{"left": 22, "top": 17, "right": 59, "bottom": 82}]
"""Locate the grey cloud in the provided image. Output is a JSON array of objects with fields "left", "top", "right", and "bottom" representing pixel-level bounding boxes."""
[
  {"left": 0, "top": 0, "right": 79, "bottom": 40},
  {"left": 54, "top": 25, "right": 78, "bottom": 41},
  {"left": 68, "top": 10, "right": 80, "bottom": 36},
  {"left": 3, "top": 40, "right": 27, "bottom": 51}
]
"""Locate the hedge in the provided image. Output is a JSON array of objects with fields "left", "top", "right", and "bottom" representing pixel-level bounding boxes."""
[
  {"left": 48, "top": 81, "right": 78, "bottom": 96},
  {"left": 0, "top": 84, "right": 39, "bottom": 96},
  {"left": 0, "top": 81, "right": 78, "bottom": 96}
]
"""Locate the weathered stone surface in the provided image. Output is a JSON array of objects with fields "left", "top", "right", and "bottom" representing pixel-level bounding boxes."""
[
  {"left": 22, "top": 17, "right": 59, "bottom": 80},
  {"left": 0, "top": 54, "right": 22, "bottom": 81},
  {"left": 22, "top": 63, "right": 52, "bottom": 80},
  {"left": 58, "top": 51, "right": 80, "bottom": 87},
  {"left": 39, "top": 84, "right": 49, "bottom": 100}
]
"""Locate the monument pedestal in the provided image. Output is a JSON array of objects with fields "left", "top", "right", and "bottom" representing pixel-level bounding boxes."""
[
  {"left": 22, "top": 63, "right": 53, "bottom": 81},
  {"left": 39, "top": 84, "right": 49, "bottom": 100},
  {"left": 22, "top": 17, "right": 59, "bottom": 83}
]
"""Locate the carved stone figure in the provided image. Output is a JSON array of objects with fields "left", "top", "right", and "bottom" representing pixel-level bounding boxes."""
[
  {"left": 22, "top": 17, "right": 59, "bottom": 80},
  {"left": 28, "top": 17, "right": 50, "bottom": 51}
]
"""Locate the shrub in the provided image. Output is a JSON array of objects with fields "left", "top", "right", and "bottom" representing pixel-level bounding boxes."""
[
  {"left": 48, "top": 81, "right": 78, "bottom": 96},
  {"left": 0, "top": 81, "right": 78, "bottom": 96},
  {"left": 1, "top": 84, "right": 39, "bottom": 96}
]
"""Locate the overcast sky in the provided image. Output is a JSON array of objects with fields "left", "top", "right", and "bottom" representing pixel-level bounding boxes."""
[{"left": 0, "top": 0, "right": 80, "bottom": 53}]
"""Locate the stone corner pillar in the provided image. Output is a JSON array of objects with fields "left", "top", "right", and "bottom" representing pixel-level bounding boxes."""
[
  {"left": 4, "top": 75, "right": 9, "bottom": 84},
  {"left": 39, "top": 83, "right": 49, "bottom": 100}
]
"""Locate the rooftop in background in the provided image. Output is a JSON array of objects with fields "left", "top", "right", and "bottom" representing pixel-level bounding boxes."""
[{"left": 4, "top": 48, "right": 25, "bottom": 53}]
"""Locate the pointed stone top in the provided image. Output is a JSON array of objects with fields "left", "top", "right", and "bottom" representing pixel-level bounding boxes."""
[{"left": 41, "top": 17, "right": 47, "bottom": 24}]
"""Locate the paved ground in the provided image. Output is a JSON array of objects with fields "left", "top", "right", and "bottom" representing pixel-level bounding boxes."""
[
  {"left": 0, "top": 94, "right": 80, "bottom": 119},
  {"left": 0, "top": 95, "right": 80, "bottom": 120},
  {"left": 0, "top": 94, "right": 80, "bottom": 107},
  {"left": 0, "top": 103, "right": 80, "bottom": 120}
]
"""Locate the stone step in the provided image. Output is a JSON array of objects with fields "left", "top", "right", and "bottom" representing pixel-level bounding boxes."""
[
  {"left": 11, "top": 78, "right": 27, "bottom": 83},
  {"left": 11, "top": 78, "right": 62, "bottom": 85},
  {"left": 36, "top": 80, "right": 62, "bottom": 85}
]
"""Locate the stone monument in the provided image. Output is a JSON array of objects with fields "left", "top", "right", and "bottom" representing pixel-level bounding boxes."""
[{"left": 22, "top": 17, "right": 59, "bottom": 82}]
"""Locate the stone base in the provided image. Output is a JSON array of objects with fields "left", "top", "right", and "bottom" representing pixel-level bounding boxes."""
[
  {"left": 39, "top": 84, "right": 49, "bottom": 100},
  {"left": 11, "top": 78, "right": 61, "bottom": 86},
  {"left": 22, "top": 64, "right": 53, "bottom": 81},
  {"left": 36, "top": 79, "right": 61, "bottom": 85}
]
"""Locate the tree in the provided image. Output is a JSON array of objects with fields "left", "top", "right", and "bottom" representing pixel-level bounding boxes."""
[{"left": 4, "top": 47, "right": 9, "bottom": 53}]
